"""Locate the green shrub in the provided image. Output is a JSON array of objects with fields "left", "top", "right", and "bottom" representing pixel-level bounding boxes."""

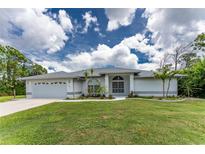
[
  {"left": 108, "top": 95, "right": 113, "bottom": 99},
  {"left": 127, "top": 91, "right": 138, "bottom": 98}
]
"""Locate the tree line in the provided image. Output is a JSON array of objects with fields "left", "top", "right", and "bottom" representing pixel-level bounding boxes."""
[
  {"left": 154, "top": 33, "right": 205, "bottom": 98},
  {"left": 0, "top": 45, "right": 47, "bottom": 98}
]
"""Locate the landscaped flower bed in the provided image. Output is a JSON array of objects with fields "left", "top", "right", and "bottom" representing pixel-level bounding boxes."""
[{"left": 66, "top": 94, "right": 114, "bottom": 100}]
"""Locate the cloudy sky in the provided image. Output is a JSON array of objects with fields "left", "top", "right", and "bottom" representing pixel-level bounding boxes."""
[{"left": 0, "top": 8, "right": 205, "bottom": 72}]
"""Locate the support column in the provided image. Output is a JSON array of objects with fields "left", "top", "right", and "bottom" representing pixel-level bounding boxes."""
[
  {"left": 105, "top": 74, "right": 109, "bottom": 96},
  {"left": 73, "top": 79, "right": 75, "bottom": 98},
  {"left": 130, "top": 74, "right": 134, "bottom": 93}
]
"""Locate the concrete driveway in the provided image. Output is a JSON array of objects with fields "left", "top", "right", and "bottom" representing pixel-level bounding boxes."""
[
  {"left": 0, "top": 99, "right": 60, "bottom": 117},
  {"left": 0, "top": 97, "right": 126, "bottom": 117}
]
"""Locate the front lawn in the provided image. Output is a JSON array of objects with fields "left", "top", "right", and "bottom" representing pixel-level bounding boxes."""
[
  {"left": 0, "top": 95, "right": 25, "bottom": 103},
  {"left": 0, "top": 98, "right": 205, "bottom": 144}
]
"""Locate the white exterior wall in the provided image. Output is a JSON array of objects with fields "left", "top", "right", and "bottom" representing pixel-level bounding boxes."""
[
  {"left": 26, "top": 80, "right": 32, "bottom": 98},
  {"left": 72, "top": 79, "right": 83, "bottom": 98},
  {"left": 134, "top": 78, "right": 178, "bottom": 96},
  {"left": 25, "top": 75, "right": 178, "bottom": 98},
  {"left": 66, "top": 79, "right": 73, "bottom": 98},
  {"left": 66, "top": 79, "right": 77, "bottom": 98},
  {"left": 82, "top": 81, "right": 86, "bottom": 95},
  {"left": 65, "top": 79, "right": 83, "bottom": 98}
]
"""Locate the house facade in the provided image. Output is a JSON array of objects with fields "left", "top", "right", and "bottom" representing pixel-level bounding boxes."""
[{"left": 21, "top": 68, "right": 179, "bottom": 99}]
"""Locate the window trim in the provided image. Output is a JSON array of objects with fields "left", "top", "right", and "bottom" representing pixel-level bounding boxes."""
[
  {"left": 87, "top": 79, "right": 100, "bottom": 95},
  {"left": 112, "top": 76, "right": 124, "bottom": 93}
]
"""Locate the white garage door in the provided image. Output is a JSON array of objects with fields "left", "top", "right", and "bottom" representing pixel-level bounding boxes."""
[{"left": 32, "top": 81, "right": 67, "bottom": 98}]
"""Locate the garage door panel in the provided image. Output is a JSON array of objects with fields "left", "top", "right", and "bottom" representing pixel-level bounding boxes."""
[{"left": 32, "top": 81, "right": 67, "bottom": 98}]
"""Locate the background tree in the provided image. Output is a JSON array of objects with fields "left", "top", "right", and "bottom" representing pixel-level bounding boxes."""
[
  {"left": 0, "top": 44, "right": 47, "bottom": 97},
  {"left": 0, "top": 45, "right": 27, "bottom": 98},
  {"left": 171, "top": 45, "right": 186, "bottom": 71},
  {"left": 178, "top": 58, "right": 205, "bottom": 97},
  {"left": 176, "top": 33, "right": 205, "bottom": 97},
  {"left": 194, "top": 33, "right": 205, "bottom": 50},
  {"left": 29, "top": 64, "right": 47, "bottom": 76},
  {"left": 170, "top": 40, "right": 199, "bottom": 71},
  {"left": 179, "top": 52, "right": 198, "bottom": 68}
]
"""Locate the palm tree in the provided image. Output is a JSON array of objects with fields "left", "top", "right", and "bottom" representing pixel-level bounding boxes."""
[
  {"left": 154, "top": 65, "right": 171, "bottom": 97},
  {"left": 166, "top": 70, "right": 176, "bottom": 97},
  {"left": 83, "top": 70, "right": 89, "bottom": 80},
  {"left": 90, "top": 68, "right": 94, "bottom": 76},
  {"left": 84, "top": 68, "right": 94, "bottom": 95},
  {"left": 84, "top": 68, "right": 95, "bottom": 96}
]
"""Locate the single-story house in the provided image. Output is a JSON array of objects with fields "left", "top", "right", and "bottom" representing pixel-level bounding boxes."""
[{"left": 20, "top": 67, "right": 182, "bottom": 99}]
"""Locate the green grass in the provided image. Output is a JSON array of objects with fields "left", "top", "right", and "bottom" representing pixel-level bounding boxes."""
[
  {"left": 1, "top": 98, "right": 205, "bottom": 144},
  {"left": 0, "top": 95, "right": 25, "bottom": 103}
]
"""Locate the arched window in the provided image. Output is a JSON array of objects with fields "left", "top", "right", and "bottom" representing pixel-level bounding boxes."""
[
  {"left": 112, "top": 76, "right": 124, "bottom": 93},
  {"left": 113, "top": 76, "right": 124, "bottom": 80},
  {"left": 87, "top": 79, "right": 100, "bottom": 96}
]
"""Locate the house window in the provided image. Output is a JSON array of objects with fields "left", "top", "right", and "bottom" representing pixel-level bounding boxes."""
[
  {"left": 87, "top": 79, "right": 100, "bottom": 96},
  {"left": 112, "top": 76, "right": 124, "bottom": 93}
]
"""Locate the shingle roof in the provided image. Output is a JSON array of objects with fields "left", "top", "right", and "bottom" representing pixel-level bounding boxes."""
[
  {"left": 19, "top": 67, "right": 185, "bottom": 80},
  {"left": 20, "top": 67, "right": 142, "bottom": 80},
  {"left": 136, "top": 70, "right": 155, "bottom": 78},
  {"left": 135, "top": 71, "right": 186, "bottom": 78}
]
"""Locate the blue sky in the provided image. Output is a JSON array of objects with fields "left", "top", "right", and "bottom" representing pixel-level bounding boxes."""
[
  {"left": 48, "top": 8, "right": 147, "bottom": 62},
  {"left": 0, "top": 8, "right": 205, "bottom": 72}
]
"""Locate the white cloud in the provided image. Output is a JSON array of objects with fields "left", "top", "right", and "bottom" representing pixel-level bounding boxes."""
[
  {"left": 31, "top": 31, "right": 162, "bottom": 73},
  {"left": 105, "top": 8, "right": 136, "bottom": 31},
  {"left": 30, "top": 32, "right": 161, "bottom": 73},
  {"left": 58, "top": 10, "right": 73, "bottom": 32},
  {"left": 0, "top": 8, "right": 161, "bottom": 72},
  {"left": 60, "top": 33, "right": 161, "bottom": 72},
  {"left": 31, "top": 58, "right": 72, "bottom": 73},
  {"left": 136, "top": 63, "right": 159, "bottom": 71},
  {"left": 143, "top": 8, "right": 205, "bottom": 51},
  {"left": 82, "top": 11, "right": 98, "bottom": 33},
  {"left": 64, "top": 43, "right": 138, "bottom": 71},
  {"left": 6, "top": 9, "right": 204, "bottom": 72},
  {"left": 94, "top": 27, "right": 100, "bottom": 32},
  {"left": 0, "top": 8, "right": 69, "bottom": 54},
  {"left": 121, "top": 34, "right": 160, "bottom": 62}
]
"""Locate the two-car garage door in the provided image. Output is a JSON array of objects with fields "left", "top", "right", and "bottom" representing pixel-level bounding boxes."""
[{"left": 32, "top": 81, "right": 67, "bottom": 98}]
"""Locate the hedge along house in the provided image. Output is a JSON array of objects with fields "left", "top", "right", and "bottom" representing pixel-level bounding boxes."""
[{"left": 20, "top": 67, "right": 181, "bottom": 99}]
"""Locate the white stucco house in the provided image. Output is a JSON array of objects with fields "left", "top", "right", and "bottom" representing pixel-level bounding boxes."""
[{"left": 20, "top": 67, "right": 181, "bottom": 99}]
